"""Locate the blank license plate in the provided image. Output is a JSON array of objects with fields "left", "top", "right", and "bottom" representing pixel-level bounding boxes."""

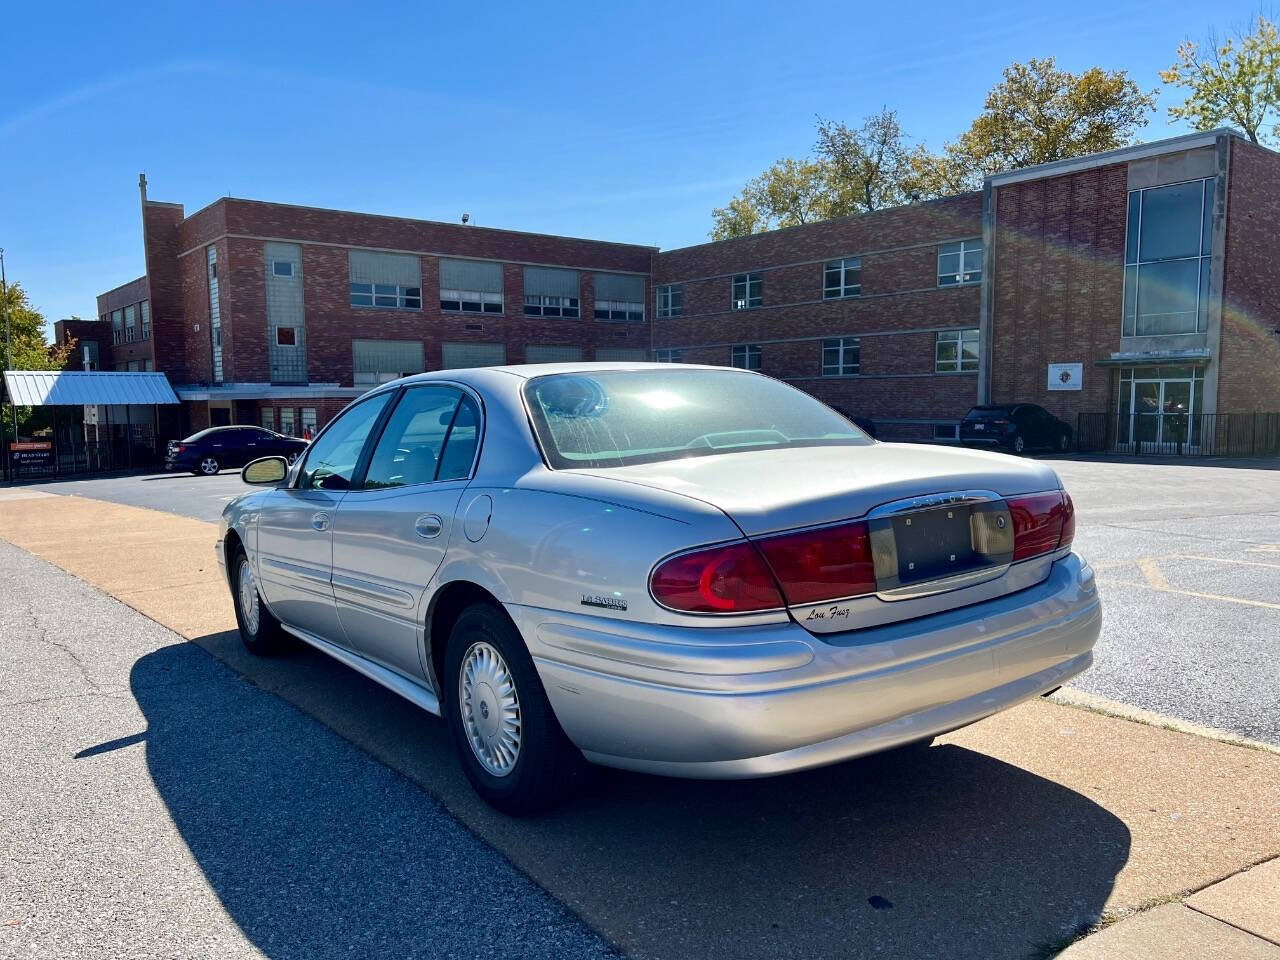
[{"left": 892, "top": 506, "right": 975, "bottom": 584}]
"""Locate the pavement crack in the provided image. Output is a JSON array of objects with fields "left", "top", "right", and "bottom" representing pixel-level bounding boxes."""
[
  {"left": 6, "top": 596, "right": 107, "bottom": 694},
  {"left": 0, "top": 690, "right": 131, "bottom": 710}
]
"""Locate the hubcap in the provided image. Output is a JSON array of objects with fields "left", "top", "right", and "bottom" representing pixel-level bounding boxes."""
[
  {"left": 201, "top": 458, "right": 218, "bottom": 474},
  {"left": 458, "top": 641, "right": 522, "bottom": 777},
  {"left": 237, "top": 558, "right": 260, "bottom": 635}
]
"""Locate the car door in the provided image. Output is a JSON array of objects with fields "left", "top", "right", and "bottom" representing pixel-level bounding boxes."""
[
  {"left": 329, "top": 385, "right": 482, "bottom": 681},
  {"left": 1029, "top": 406, "right": 1053, "bottom": 447},
  {"left": 254, "top": 391, "right": 396, "bottom": 643},
  {"left": 225, "top": 428, "right": 260, "bottom": 468}
]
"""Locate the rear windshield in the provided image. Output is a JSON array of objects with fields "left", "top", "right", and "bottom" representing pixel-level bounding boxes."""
[
  {"left": 524, "top": 369, "right": 870, "bottom": 469},
  {"left": 964, "top": 406, "right": 1013, "bottom": 420}
]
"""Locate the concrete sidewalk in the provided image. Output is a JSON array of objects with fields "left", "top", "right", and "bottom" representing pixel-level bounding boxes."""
[{"left": 3, "top": 489, "right": 1279, "bottom": 958}]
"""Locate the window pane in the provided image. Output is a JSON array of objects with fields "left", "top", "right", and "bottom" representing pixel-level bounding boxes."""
[
  {"left": 438, "top": 396, "right": 480, "bottom": 481},
  {"left": 1202, "top": 178, "right": 1216, "bottom": 256},
  {"left": 364, "top": 387, "right": 462, "bottom": 489},
  {"left": 1123, "top": 264, "right": 1138, "bottom": 336},
  {"left": 1125, "top": 191, "right": 1141, "bottom": 265},
  {"left": 1136, "top": 258, "right": 1200, "bottom": 335},
  {"left": 301, "top": 393, "right": 393, "bottom": 491},
  {"left": 1198, "top": 258, "right": 1211, "bottom": 333},
  {"left": 936, "top": 340, "right": 959, "bottom": 364},
  {"left": 938, "top": 252, "right": 961, "bottom": 277},
  {"left": 963, "top": 248, "right": 983, "bottom": 273},
  {"left": 1138, "top": 181, "right": 1203, "bottom": 262}
]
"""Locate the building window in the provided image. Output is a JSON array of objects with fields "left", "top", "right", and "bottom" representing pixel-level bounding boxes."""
[
  {"left": 353, "top": 339, "right": 426, "bottom": 385},
  {"left": 207, "top": 246, "right": 223, "bottom": 383},
  {"left": 824, "top": 257, "right": 862, "bottom": 299},
  {"left": 440, "top": 259, "right": 503, "bottom": 314},
  {"left": 81, "top": 341, "right": 99, "bottom": 371},
  {"left": 261, "top": 408, "right": 275, "bottom": 431},
  {"left": 730, "top": 343, "right": 762, "bottom": 370},
  {"left": 655, "top": 348, "right": 683, "bottom": 363},
  {"left": 594, "top": 273, "right": 645, "bottom": 321},
  {"left": 933, "top": 423, "right": 960, "bottom": 441},
  {"left": 124, "top": 304, "right": 136, "bottom": 342},
  {"left": 523, "top": 266, "right": 580, "bottom": 318},
  {"left": 348, "top": 250, "right": 422, "bottom": 309},
  {"left": 657, "top": 284, "right": 683, "bottom": 318},
  {"left": 349, "top": 281, "right": 422, "bottom": 309},
  {"left": 140, "top": 300, "right": 151, "bottom": 340},
  {"left": 732, "top": 273, "right": 763, "bottom": 309},
  {"left": 524, "top": 345, "right": 583, "bottom": 363},
  {"left": 441, "top": 341, "right": 506, "bottom": 369},
  {"left": 111, "top": 309, "right": 123, "bottom": 345},
  {"left": 276, "top": 327, "right": 298, "bottom": 346},
  {"left": 936, "top": 329, "right": 980, "bottom": 372},
  {"left": 279, "top": 407, "right": 296, "bottom": 437},
  {"left": 272, "top": 260, "right": 294, "bottom": 277},
  {"left": 594, "top": 347, "right": 647, "bottom": 362},
  {"left": 301, "top": 408, "right": 317, "bottom": 437},
  {"left": 822, "top": 337, "right": 860, "bottom": 376},
  {"left": 938, "top": 239, "right": 983, "bottom": 286},
  {"left": 1123, "top": 178, "right": 1215, "bottom": 337}
]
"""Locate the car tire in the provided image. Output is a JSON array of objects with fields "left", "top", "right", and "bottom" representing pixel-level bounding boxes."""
[
  {"left": 1011, "top": 434, "right": 1026, "bottom": 454},
  {"left": 230, "top": 546, "right": 290, "bottom": 655},
  {"left": 198, "top": 456, "right": 221, "bottom": 476},
  {"left": 445, "top": 603, "right": 580, "bottom": 815}
]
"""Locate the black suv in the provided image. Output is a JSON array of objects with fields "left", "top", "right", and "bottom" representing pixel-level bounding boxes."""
[
  {"left": 959, "top": 404, "right": 1072, "bottom": 454},
  {"left": 166, "top": 426, "right": 309, "bottom": 476}
]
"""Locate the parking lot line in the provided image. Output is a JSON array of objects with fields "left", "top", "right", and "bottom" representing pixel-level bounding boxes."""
[
  {"left": 1102, "top": 556, "right": 1280, "bottom": 612},
  {"left": 1175, "top": 554, "right": 1280, "bottom": 571}
]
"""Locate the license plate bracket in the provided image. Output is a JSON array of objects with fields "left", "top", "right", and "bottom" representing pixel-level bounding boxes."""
[{"left": 891, "top": 505, "right": 976, "bottom": 585}]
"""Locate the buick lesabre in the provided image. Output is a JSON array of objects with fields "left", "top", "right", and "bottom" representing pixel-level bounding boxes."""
[{"left": 216, "top": 364, "right": 1100, "bottom": 813}]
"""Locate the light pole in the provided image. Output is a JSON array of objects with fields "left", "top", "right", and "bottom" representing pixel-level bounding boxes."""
[{"left": 1, "top": 247, "right": 13, "bottom": 478}]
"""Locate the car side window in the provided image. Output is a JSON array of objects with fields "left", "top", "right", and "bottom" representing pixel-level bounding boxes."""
[
  {"left": 299, "top": 393, "right": 393, "bottom": 491},
  {"left": 363, "top": 386, "right": 464, "bottom": 490},
  {"left": 437, "top": 395, "right": 481, "bottom": 481}
]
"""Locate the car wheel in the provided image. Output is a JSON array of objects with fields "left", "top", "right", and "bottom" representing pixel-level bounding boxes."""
[
  {"left": 1011, "top": 434, "right": 1026, "bottom": 454},
  {"left": 445, "top": 603, "right": 580, "bottom": 814},
  {"left": 230, "top": 546, "right": 289, "bottom": 655},
  {"left": 198, "top": 456, "right": 221, "bottom": 476}
]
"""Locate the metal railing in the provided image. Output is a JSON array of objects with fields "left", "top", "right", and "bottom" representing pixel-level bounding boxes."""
[{"left": 1077, "top": 412, "right": 1280, "bottom": 458}]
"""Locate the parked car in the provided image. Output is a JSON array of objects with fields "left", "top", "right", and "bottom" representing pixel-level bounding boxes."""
[
  {"left": 218, "top": 364, "right": 1099, "bottom": 813},
  {"left": 960, "top": 404, "right": 1073, "bottom": 454},
  {"left": 829, "top": 405, "right": 877, "bottom": 439},
  {"left": 166, "top": 426, "right": 308, "bottom": 476}
]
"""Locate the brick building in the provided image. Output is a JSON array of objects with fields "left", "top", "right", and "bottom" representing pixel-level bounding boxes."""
[{"left": 81, "top": 128, "right": 1280, "bottom": 448}]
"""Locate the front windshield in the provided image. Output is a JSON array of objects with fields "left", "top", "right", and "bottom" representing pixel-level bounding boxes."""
[{"left": 524, "top": 368, "right": 870, "bottom": 469}]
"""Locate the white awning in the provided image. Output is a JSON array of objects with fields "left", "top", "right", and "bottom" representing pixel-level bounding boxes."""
[{"left": 3, "top": 370, "right": 180, "bottom": 406}]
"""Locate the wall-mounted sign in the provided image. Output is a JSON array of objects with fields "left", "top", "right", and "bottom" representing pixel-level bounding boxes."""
[{"left": 1047, "top": 362, "right": 1083, "bottom": 391}]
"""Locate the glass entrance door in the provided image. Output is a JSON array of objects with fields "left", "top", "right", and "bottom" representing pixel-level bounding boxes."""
[{"left": 1117, "top": 367, "right": 1202, "bottom": 451}]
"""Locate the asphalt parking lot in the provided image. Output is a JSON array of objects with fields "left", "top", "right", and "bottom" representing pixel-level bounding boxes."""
[
  {"left": 15, "top": 454, "right": 1280, "bottom": 743},
  {"left": 3, "top": 455, "right": 1279, "bottom": 960}
]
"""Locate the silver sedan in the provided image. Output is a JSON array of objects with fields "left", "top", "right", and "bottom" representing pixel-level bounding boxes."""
[{"left": 216, "top": 364, "right": 1101, "bottom": 813}]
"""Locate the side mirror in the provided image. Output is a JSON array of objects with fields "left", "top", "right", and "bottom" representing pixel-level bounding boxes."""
[{"left": 242, "top": 456, "right": 288, "bottom": 486}]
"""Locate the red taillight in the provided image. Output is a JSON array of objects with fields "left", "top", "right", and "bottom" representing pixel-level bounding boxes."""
[
  {"left": 174, "top": 444, "right": 187, "bottom": 453},
  {"left": 755, "top": 520, "right": 877, "bottom": 605},
  {"left": 1007, "top": 491, "right": 1072, "bottom": 561},
  {"left": 650, "top": 542, "right": 784, "bottom": 613}
]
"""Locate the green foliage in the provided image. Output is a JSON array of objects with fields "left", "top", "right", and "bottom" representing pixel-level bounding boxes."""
[
  {"left": 710, "top": 59, "right": 1156, "bottom": 236},
  {"left": 1161, "top": 15, "right": 1280, "bottom": 144},
  {"left": 944, "top": 58, "right": 1156, "bottom": 181},
  {"left": 1, "top": 280, "right": 74, "bottom": 441}
]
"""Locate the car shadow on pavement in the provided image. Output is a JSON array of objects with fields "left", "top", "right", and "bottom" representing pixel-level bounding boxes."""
[{"left": 132, "top": 635, "right": 1131, "bottom": 960}]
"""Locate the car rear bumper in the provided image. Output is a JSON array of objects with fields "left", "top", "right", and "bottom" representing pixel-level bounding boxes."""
[{"left": 516, "top": 552, "right": 1100, "bottom": 778}]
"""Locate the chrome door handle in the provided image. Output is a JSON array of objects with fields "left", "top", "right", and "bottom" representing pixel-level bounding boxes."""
[
  {"left": 415, "top": 514, "right": 444, "bottom": 539},
  {"left": 311, "top": 512, "right": 330, "bottom": 532}
]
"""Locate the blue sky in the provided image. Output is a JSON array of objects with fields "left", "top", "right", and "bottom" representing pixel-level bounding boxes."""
[{"left": 0, "top": 0, "right": 1262, "bottom": 330}]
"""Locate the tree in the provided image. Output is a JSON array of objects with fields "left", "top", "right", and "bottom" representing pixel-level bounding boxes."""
[
  {"left": 1, "top": 281, "right": 75, "bottom": 442},
  {"left": 710, "top": 109, "right": 925, "bottom": 239},
  {"left": 813, "top": 109, "right": 918, "bottom": 212},
  {"left": 711, "top": 156, "right": 846, "bottom": 240},
  {"left": 944, "top": 58, "right": 1157, "bottom": 183},
  {"left": 1161, "top": 15, "right": 1280, "bottom": 144},
  {"left": 1, "top": 281, "right": 72, "bottom": 371}
]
